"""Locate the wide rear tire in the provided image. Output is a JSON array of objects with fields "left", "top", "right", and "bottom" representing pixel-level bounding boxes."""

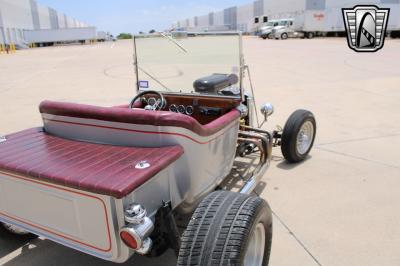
[
  {"left": 178, "top": 191, "right": 273, "bottom": 266},
  {"left": 281, "top": 109, "right": 316, "bottom": 163}
]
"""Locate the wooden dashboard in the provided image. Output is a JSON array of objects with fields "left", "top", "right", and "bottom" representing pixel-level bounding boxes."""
[{"left": 143, "top": 94, "right": 241, "bottom": 125}]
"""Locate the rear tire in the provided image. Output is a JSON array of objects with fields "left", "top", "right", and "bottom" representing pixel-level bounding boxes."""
[
  {"left": 178, "top": 191, "right": 273, "bottom": 266},
  {"left": 306, "top": 32, "right": 315, "bottom": 39},
  {"left": 281, "top": 110, "right": 316, "bottom": 163}
]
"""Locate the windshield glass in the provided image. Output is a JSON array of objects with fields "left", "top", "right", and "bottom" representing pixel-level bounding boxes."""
[
  {"left": 134, "top": 33, "right": 242, "bottom": 97},
  {"left": 278, "top": 21, "right": 289, "bottom": 26},
  {"left": 266, "top": 22, "right": 275, "bottom": 26}
]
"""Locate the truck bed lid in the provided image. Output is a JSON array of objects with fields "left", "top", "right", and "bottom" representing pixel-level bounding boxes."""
[{"left": 0, "top": 128, "right": 183, "bottom": 199}]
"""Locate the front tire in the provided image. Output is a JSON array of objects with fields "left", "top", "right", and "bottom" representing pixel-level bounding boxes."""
[
  {"left": 178, "top": 191, "right": 273, "bottom": 266},
  {"left": 281, "top": 110, "right": 316, "bottom": 163},
  {"left": 281, "top": 33, "right": 288, "bottom": 39}
]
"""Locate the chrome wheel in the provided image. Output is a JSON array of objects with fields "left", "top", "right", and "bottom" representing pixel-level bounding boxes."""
[
  {"left": 2, "top": 223, "right": 30, "bottom": 235},
  {"left": 296, "top": 121, "right": 314, "bottom": 155},
  {"left": 244, "top": 223, "right": 265, "bottom": 266}
]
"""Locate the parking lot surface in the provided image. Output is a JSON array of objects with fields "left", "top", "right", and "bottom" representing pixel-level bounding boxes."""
[{"left": 0, "top": 37, "right": 399, "bottom": 266}]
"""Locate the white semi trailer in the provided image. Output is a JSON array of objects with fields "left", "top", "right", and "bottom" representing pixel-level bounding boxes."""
[
  {"left": 255, "top": 0, "right": 400, "bottom": 38},
  {"left": 24, "top": 27, "right": 97, "bottom": 45},
  {"left": 386, "top": 3, "right": 400, "bottom": 38}
]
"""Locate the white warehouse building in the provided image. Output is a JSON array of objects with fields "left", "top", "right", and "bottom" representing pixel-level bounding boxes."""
[
  {"left": 0, "top": 0, "right": 93, "bottom": 47},
  {"left": 173, "top": 0, "right": 400, "bottom": 35}
]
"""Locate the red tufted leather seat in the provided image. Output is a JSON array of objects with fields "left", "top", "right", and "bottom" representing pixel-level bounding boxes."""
[
  {"left": 39, "top": 100, "right": 240, "bottom": 137},
  {"left": 0, "top": 128, "right": 183, "bottom": 198}
]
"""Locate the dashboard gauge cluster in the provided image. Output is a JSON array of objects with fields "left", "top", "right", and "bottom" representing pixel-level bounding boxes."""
[
  {"left": 169, "top": 104, "right": 194, "bottom": 116},
  {"left": 177, "top": 105, "right": 186, "bottom": 114},
  {"left": 169, "top": 104, "right": 178, "bottom": 113},
  {"left": 185, "top": 105, "right": 194, "bottom": 115}
]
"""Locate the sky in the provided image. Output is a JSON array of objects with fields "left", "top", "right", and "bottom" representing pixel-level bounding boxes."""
[{"left": 38, "top": 0, "right": 252, "bottom": 35}]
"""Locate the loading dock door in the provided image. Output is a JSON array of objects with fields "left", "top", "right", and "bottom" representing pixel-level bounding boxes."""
[{"left": 306, "top": 0, "right": 326, "bottom": 10}]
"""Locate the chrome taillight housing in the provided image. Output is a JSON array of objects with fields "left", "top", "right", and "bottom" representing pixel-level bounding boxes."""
[{"left": 119, "top": 204, "right": 154, "bottom": 254}]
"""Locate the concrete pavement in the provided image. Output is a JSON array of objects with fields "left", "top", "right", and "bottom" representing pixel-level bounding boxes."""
[{"left": 0, "top": 37, "right": 399, "bottom": 265}]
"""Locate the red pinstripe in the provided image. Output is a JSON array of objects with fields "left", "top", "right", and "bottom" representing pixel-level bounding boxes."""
[{"left": 43, "top": 118, "right": 239, "bottom": 145}]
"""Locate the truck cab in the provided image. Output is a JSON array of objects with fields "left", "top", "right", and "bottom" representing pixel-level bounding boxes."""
[
  {"left": 259, "top": 20, "right": 280, "bottom": 39},
  {"left": 272, "top": 19, "right": 298, "bottom": 39}
]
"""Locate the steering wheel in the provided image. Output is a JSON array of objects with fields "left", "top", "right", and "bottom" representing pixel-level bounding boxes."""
[{"left": 129, "top": 90, "right": 166, "bottom": 110}]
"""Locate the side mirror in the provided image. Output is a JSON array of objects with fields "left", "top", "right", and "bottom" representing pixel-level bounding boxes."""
[{"left": 260, "top": 103, "right": 274, "bottom": 126}]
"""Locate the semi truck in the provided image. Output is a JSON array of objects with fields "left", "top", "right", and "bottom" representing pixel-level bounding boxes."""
[
  {"left": 259, "top": 20, "right": 280, "bottom": 39},
  {"left": 254, "top": 0, "right": 400, "bottom": 38}
]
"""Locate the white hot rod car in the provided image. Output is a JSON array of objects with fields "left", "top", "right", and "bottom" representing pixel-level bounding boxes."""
[{"left": 0, "top": 32, "right": 316, "bottom": 266}]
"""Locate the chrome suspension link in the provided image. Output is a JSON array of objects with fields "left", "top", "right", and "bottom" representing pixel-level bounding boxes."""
[{"left": 237, "top": 130, "right": 272, "bottom": 194}]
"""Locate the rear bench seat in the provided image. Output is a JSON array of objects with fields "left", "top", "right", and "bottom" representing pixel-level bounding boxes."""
[
  {"left": 0, "top": 128, "right": 183, "bottom": 199},
  {"left": 39, "top": 100, "right": 241, "bottom": 137}
]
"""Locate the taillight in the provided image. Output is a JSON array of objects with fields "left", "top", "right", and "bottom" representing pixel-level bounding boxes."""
[
  {"left": 120, "top": 230, "right": 138, "bottom": 250},
  {"left": 119, "top": 203, "right": 154, "bottom": 254}
]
